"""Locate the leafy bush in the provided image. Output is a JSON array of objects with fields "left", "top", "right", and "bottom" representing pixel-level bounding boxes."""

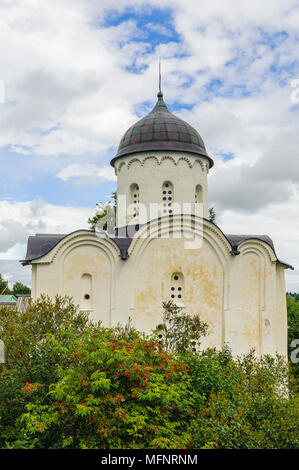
[
  {"left": 0, "top": 295, "right": 91, "bottom": 447},
  {"left": 287, "top": 294, "right": 299, "bottom": 379},
  {"left": 188, "top": 348, "right": 299, "bottom": 449},
  {"left": 20, "top": 326, "right": 193, "bottom": 449},
  {"left": 156, "top": 301, "right": 208, "bottom": 354},
  {"left": 0, "top": 296, "right": 298, "bottom": 449}
]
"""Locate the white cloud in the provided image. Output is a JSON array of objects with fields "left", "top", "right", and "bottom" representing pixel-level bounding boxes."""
[
  {"left": 56, "top": 164, "right": 116, "bottom": 186},
  {"left": 0, "top": 198, "right": 96, "bottom": 286},
  {"left": 217, "top": 192, "right": 299, "bottom": 292},
  {"left": 0, "top": 200, "right": 92, "bottom": 256},
  {"left": 0, "top": 259, "right": 31, "bottom": 288},
  {"left": 0, "top": 0, "right": 298, "bottom": 158},
  {"left": 178, "top": 79, "right": 299, "bottom": 215}
]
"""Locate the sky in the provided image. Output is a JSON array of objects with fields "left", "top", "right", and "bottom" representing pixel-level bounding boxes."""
[{"left": 0, "top": 0, "right": 298, "bottom": 291}]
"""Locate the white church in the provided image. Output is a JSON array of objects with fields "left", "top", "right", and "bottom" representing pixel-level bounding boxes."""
[{"left": 22, "top": 87, "right": 292, "bottom": 358}]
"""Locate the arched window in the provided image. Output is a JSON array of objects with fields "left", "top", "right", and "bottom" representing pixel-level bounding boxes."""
[
  {"left": 170, "top": 272, "right": 184, "bottom": 305},
  {"left": 195, "top": 184, "right": 203, "bottom": 204},
  {"left": 162, "top": 181, "right": 174, "bottom": 215},
  {"left": 80, "top": 273, "right": 92, "bottom": 311},
  {"left": 130, "top": 183, "right": 140, "bottom": 219}
]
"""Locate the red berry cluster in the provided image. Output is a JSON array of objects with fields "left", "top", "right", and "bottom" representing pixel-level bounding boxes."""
[{"left": 20, "top": 382, "right": 40, "bottom": 393}]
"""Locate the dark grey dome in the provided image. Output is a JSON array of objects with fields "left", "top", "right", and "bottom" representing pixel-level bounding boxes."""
[{"left": 110, "top": 91, "right": 213, "bottom": 168}]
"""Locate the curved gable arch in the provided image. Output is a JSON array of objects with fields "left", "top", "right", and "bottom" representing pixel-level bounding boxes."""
[
  {"left": 128, "top": 216, "right": 232, "bottom": 266},
  {"left": 237, "top": 239, "right": 277, "bottom": 264},
  {"left": 33, "top": 231, "right": 120, "bottom": 266},
  {"left": 32, "top": 231, "right": 120, "bottom": 325},
  {"left": 236, "top": 242, "right": 274, "bottom": 356},
  {"left": 127, "top": 216, "right": 232, "bottom": 341},
  {"left": 57, "top": 233, "right": 118, "bottom": 324}
]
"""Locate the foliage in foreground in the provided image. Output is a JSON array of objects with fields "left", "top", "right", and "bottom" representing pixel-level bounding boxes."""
[
  {"left": 20, "top": 329, "right": 193, "bottom": 449},
  {"left": 188, "top": 349, "right": 298, "bottom": 449},
  {"left": 0, "top": 295, "right": 91, "bottom": 446},
  {"left": 157, "top": 301, "right": 208, "bottom": 354},
  {"left": 286, "top": 294, "right": 299, "bottom": 379},
  {"left": 0, "top": 296, "right": 298, "bottom": 449}
]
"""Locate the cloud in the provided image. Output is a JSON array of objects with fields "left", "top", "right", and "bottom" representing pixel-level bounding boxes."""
[
  {"left": 56, "top": 164, "right": 116, "bottom": 186},
  {"left": 0, "top": 259, "right": 31, "bottom": 288},
  {"left": 178, "top": 80, "right": 299, "bottom": 214},
  {"left": 145, "top": 23, "right": 174, "bottom": 38},
  {"left": 0, "top": 0, "right": 298, "bottom": 159},
  {"left": 0, "top": 220, "right": 32, "bottom": 252},
  {"left": 0, "top": 200, "right": 92, "bottom": 257},
  {"left": 217, "top": 191, "right": 299, "bottom": 293}
]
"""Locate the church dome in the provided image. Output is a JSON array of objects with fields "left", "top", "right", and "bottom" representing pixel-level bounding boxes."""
[{"left": 110, "top": 91, "right": 214, "bottom": 168}]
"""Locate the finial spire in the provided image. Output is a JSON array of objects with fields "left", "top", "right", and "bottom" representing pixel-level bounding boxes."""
[
  {"left": 159, "top": 59, "right": 161, "bottom": 92},
  {"left": 157, "top": 58, "right": 163, "bottom": 99}
]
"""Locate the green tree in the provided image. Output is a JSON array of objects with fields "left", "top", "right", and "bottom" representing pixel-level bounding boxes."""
[
  {"left": 20, "top": 326, "right": 193, "bottom": 449},
  {"left": 287, "top": 294, "right": 299, "bottom": 379},
  {"left": 0, "top": 274, "right": 11, "bottom": 295},
  {"left": 156, "top": 301, "right": 208, "bottom": 354},
  {"left": 0, "top": 295, "right": 91, "bottom": 447},
  {"left": 208, "top": 207, "right": 216, "bottom": 223},
  {"left": 12, "top": 282, "right": 31, "bottom": 296},
  {"left": 287, "top": 292, "right": 299, "bottom": 302},
  {"left": 19, "top": 335, "right": 299, "bottom": 449},
  {"left": 88, "top": 192, "right": 117, "bottom": 231},
  {"left": 188, "top": 349, "right": 298, "bottom": 449}
]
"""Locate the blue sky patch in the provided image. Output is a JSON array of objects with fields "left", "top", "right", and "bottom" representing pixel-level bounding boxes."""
[
  {"left": 102, "top": 7, "right": 179, "bottom": 45},
  {"left": 256, "top": 29, "right": 289, "bottom": 50},
  {"left": 0, "top": 145, "right": 116, "bottom": 209},
  {"left": 216, "top": 152, "right": 235, "bottom": 162},
  {"left": 100, "top": 7, "right": 180, "bottom": 74}
]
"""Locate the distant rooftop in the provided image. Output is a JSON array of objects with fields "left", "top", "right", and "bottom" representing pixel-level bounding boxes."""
[{"left": 0, "top": 294, "right": 18, "bottom": 303}]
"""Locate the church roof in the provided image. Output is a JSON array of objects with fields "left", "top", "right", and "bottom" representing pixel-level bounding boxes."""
[
  {"left": 21, "top": 226, "right": 293, "bottom": 270},
  {"left": 21, "top": 231, "right": 133, "bottom": 264},
  {"left": 110, "top": 91, "right": 214, "bottom": 168},
  {"left": 23, "top": 234, "right": 65, "bottom": 262},
  {"left": 226, "top": 234, "right": 275, "bottom": 253}
]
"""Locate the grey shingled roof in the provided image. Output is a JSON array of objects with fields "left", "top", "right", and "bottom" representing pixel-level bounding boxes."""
[
  {"left": 21, "top": 224, "right": 293, "bottom": 270},
  {"left": 21, "top": 231, "right": 133, "bottom": 264},
  {"left": 225, "top": 234, "right": 293, "bottom": 269},
  {"left": 24, "top": 234, "right": 66, "bottom": 263},
  {"left": 225, "top": 234, "right": 275, "bottom": 253}
]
